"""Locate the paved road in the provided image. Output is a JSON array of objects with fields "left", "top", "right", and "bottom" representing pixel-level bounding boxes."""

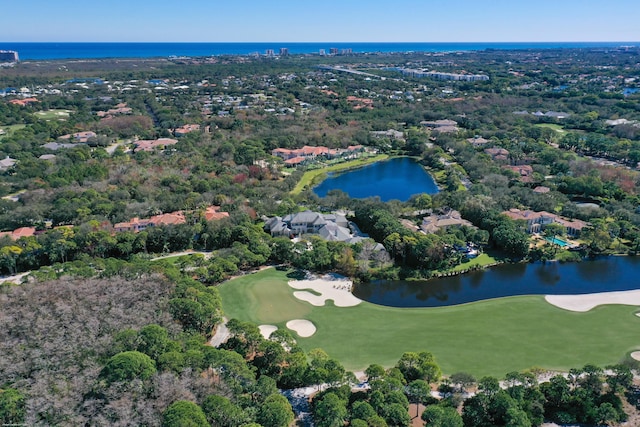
[
  {"left": 151, "top": 250, "right": 213, "bottom": 261},
  {"left": 209, "top": 317, "right": 230, "bottom": 347}
]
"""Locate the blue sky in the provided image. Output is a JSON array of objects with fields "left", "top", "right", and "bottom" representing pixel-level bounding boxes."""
[{"left": 3, "top": 0, "right": 639, "bottom": 42}]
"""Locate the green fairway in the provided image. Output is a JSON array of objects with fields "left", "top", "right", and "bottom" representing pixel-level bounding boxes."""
[
  {"left": 535, "top": 123, "right": 566, "bottom": 133},
  {"left": 0, "top": 124, "right": 26, "bottom": 140},
  {"left": 219, "top": 268, "right": 640, "bottom": 377},
  {"left": 441, "top": 253, "right": 498, "bottom": 274},
  {"left": 34, "top": 109, "right": 73, "bottom": 120}
]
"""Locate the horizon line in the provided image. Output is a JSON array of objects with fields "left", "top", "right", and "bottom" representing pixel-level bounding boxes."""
[{"left": 2, "top": 40, "right": 639, "bottom": 44}]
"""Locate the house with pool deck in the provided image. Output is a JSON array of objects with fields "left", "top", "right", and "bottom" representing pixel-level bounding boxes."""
[{"left": 503, "top": 208, "right": 588, "bottom": 237}]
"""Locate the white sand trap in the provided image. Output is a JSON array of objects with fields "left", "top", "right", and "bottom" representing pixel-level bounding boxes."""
[
  {"left": 631, "top": 351, "right": 640, "bottom": 361},
  {"left": 288, "top": 275, "right": 362, "bottom": 307},
  {"left": 545, "top": 289, "right": 640, "bottom": 312},
  {"left": 259, "top": 324, "right": 278, "bottom": 339},
  {"left": 286, "top": 319, "right": 316, "bottom": 337}
]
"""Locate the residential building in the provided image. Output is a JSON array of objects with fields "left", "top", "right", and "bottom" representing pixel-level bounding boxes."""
[
  {"left": 174, "top": 124, "right": 200, "bottom": 136},
  {"left": 533, "top": 186, "right": 551, "bottom": 194},
  {"left": 113, "top": 205, "right": 227, "bottom": 233},
  {"left": 264, "top": 210, "right": 366, "bottom": 243},
  {"left": 0, "top": 50, "right": 19, "bottom": 62},
  {"left": 8, "top": 97, "right": 38, "bottom": 106},
  {"left": 467, "top": 136, "right": 489, "bottom": 146},
  {"left": 370, "top": 129, "right": 405, "bottom": 141},
  {"left": 133, "top": 138, "right": 178, "bottom": 152},
  {"left": 421, "top": 209, "right": 474, "bottom": 234},
  {"left": 485, "top": 147, "right": 509, "bottom": 161},
  {"left": 503, "top": 209, "right": 588, "bottom": 237},
  {"left": 59, "top": 131, "right": 97, "bottom": 143},
  {"left": 420, "top": 119, "right": 459, "bottom": 133},
  {"left": 0, "top": 156, "right": 17, "bottom": 170},
  {"left": 203, "top": 205, "right": 230, "bottom": 221},
  {"left": 0, "top": 226, "right": 36, "bottom": 240},
  {"left": 271, "top": 145, "right": 364, "bottom": 165},
  {"left": 503, "top": 165, "right": 534, "bottom": 182}
]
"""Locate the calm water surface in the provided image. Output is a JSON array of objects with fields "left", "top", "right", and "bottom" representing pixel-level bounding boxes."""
[
  {"left": 313, "top": 157, "right": 439, "bottom": 202},
  {"left": 354, "top": 256, "right": 640, "bottom": 307},
  {"left": 1, "top": 42, "right": 634, "bottom": 60}
]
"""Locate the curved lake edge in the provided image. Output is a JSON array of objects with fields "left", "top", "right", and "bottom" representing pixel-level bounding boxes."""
[
  {"left": 290, "top": 153, "right": 389, "bottom": 195},
  {"left": 312, "top": 156, "right": 440, "bottom": 201},
  {"left": 353, "top": 254, "right": 640, "bottom": 308}
]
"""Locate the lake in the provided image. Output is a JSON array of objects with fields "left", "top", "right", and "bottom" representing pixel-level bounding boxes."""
[
  {"left": 313, "top": 157, "right": 439, "bottom": 202},
  {"left": 353, "top": 256, "right": 640, "bottom": 307}
]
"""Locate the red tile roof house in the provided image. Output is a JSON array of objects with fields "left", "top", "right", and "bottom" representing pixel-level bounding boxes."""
[
  {"left": 96, "top": 103, "right": 133, "bottom": 118},
  {"left": 503, "top": 208, "right": 588, "bottom": 237},
  {"left": 502, "top": 165, "right": 534, "bottom": 183},
  {"left": 204, "top": 206, "right": 230, "bottom": 221},
  {"left": 174, "top": 124, "right": 200, "bottom": 136},
  {"left": 133, "top": 138, "right": 178, "bottom": 152},
  {"left": 113, "top": 206, "right": 228, "bottom": 233},
  {"left": 272, "top": 145, "right": 364, "bottom": 163},
  {"left": 8, "top": 98, "right": 38, "bottom": 106},
  {"left": 113, "top": 212, "right": 186, "bottom": 233},
  {"left": 0, "top": 226, "right": 37, "bottom": 240}
]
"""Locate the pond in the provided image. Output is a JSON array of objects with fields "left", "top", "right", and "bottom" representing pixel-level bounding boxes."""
[
  {"left": 313, "top": 157, "right": 439, "bottom": 202},
  {"left": 353, "top": 256, "right": 640, "bottom": 308}
]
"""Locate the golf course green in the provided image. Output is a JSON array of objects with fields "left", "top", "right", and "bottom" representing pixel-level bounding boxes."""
[{"left": 218, "top": 268, "right": 640, "bottom": 377}]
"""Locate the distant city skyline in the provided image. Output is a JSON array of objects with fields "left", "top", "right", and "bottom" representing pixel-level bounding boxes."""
[{"left": 2, "top": 0, "right": 639, "bottom": 43}]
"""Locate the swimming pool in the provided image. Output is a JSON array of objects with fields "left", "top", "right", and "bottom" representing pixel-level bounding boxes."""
[{"left": 545, "top": 236, "right": 570, "bottom": 247}]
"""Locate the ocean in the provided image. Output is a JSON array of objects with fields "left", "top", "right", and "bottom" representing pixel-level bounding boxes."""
[{"left": 0, "top": 42, "right": 635, "bottom": 60}]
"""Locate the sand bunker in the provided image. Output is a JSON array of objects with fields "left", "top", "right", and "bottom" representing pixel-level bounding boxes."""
[
  {"left": 545, "top": 289, "right": 640, "bottom": 312},
  {"left": 286, "top": 319, "right": 316, "bottom": 337},
  {"left": 631, "top": 351, "right": 640, "bottom": 362},
  {"left": 259, "top": 324, "right": 278, "bottom": 339},
  {"left": 288, "top": 275, "right": 362, "bottom": 307}
]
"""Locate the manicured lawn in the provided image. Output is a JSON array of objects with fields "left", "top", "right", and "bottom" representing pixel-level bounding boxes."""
[
  {"left": 34, "top": 109, "right": 73, "bottom": 120},
  {"left": 219, "top": 268, "right": 640, "bottom": 377},
  {"left": 290, "top": 154, "right": 389, "bottom": 195},
  {"left": 444, "top": 253, "right": 498, "bottom": 273},
  {"left": 535, "top": 123, "right": 566, "bottom": 133},
  {"left": 0, "top": 124, "right": 26, "bottom": 140}
]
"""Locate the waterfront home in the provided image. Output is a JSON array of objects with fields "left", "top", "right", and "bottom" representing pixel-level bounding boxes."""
[{"left": 503, "top": 208, "right": 588, "bottom": 237}]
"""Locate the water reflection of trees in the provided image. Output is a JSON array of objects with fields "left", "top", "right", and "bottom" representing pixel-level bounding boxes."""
[{"left": 355, "top": 257, "right": 640, "bottom": 307}]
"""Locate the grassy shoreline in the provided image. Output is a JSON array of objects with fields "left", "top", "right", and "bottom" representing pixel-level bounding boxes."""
[{"left": 290, "top": 154, "right": 389, "bottom": 195}]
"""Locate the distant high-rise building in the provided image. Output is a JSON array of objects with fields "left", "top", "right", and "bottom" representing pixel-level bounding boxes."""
[
  {"left": 0, "top": 50, "right": 19, "bottom": 62},
  {"left": 340, "top": 48, "right": 352, "bottom": 55},
  {"left": 279, "top": 48, "right": 289, "bottom": 56},
  {"left": 319, "top": 49, "right": 326, "bottom": 56},
  {"left": 329, "top": 47, "right": 339, "bottom": 55},
  {"left": 265, "top": 49, "right": 275, "bottom": 57}
]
